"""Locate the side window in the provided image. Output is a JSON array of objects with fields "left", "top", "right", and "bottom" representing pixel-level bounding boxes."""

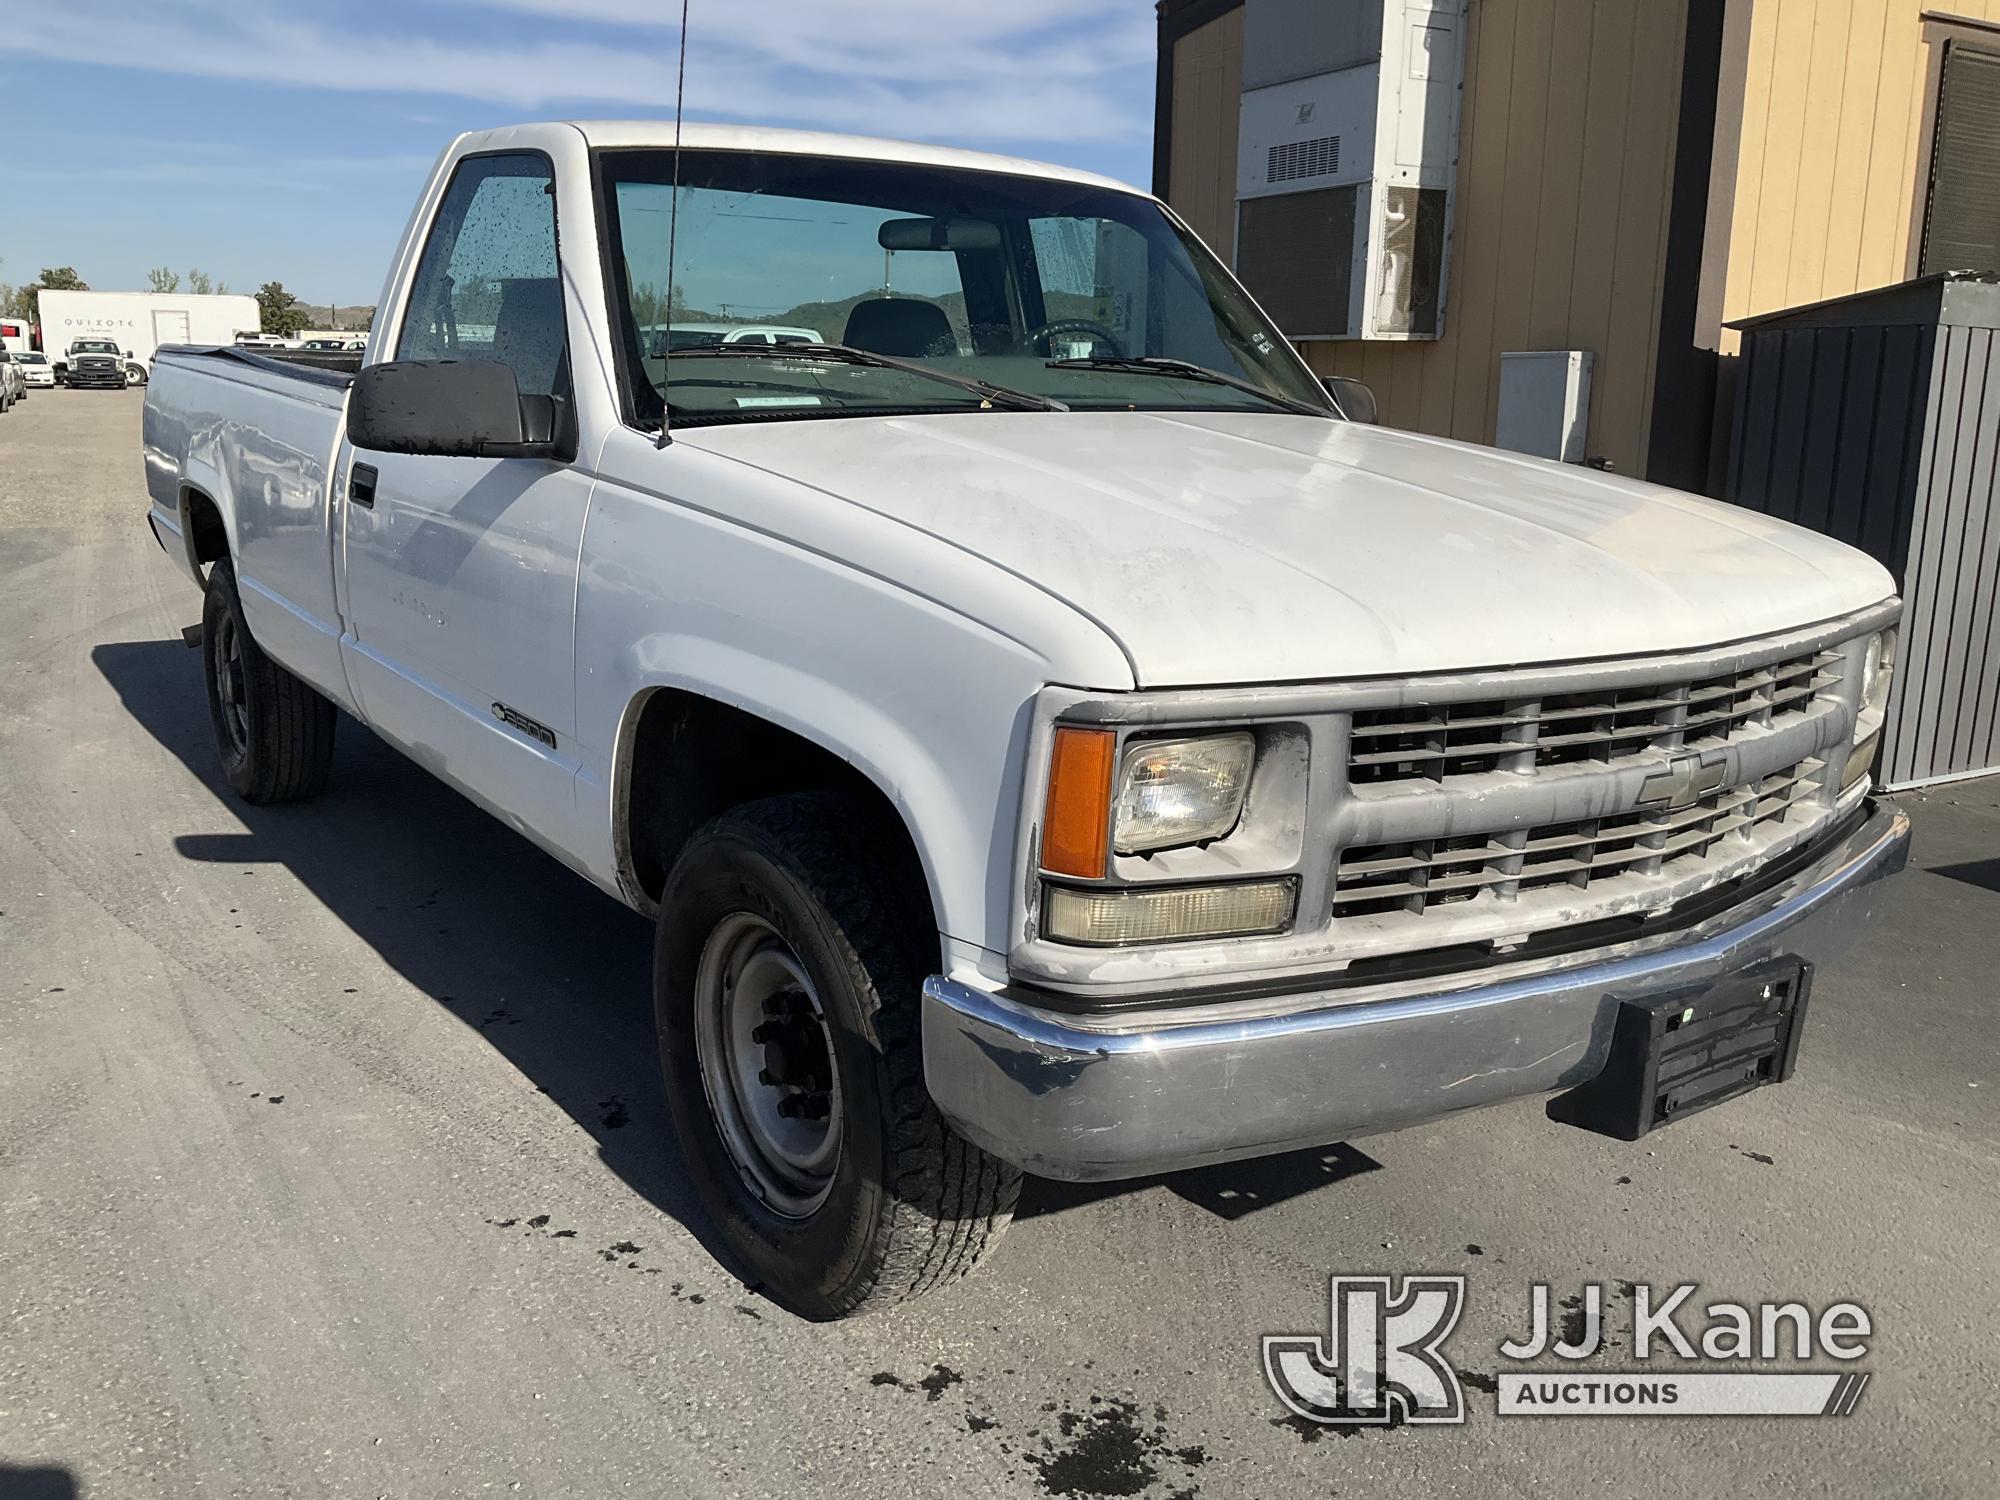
[{"left": 400, "top": 154, "right": 569, "bottom": 398}]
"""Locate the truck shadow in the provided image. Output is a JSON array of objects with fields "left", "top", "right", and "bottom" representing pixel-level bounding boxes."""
[
  {"left": 92, "top": 636, "right": 1380, "bottom": 1276},
  {"left": 0, "top": 1466, "right": 80, "bottom": 1500},
  {"left": 91, "top": 637, "right": 727, "bottom": 1260}
]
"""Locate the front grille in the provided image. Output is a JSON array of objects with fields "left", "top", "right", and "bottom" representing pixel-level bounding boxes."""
[
  {"left": 1348, "top": 649, "right": 1841, "bottom": 786},
  {"left": 1334, "top": 758, "right": 1825, "bottom": 919}
]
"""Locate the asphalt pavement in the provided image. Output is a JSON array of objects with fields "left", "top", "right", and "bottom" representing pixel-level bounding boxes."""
[{"left": 2, "top": 389, "right": 1995, "bottom": 1499}]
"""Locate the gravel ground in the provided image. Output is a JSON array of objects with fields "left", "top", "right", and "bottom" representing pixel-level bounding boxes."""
[{"left": 1, "top": 388, "right": 1995, "bottom": 1500}]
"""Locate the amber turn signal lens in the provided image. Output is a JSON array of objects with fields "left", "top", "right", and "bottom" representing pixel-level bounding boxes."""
[{"left": 1042, "top": 727, "right": 1116, "bottom": 878}]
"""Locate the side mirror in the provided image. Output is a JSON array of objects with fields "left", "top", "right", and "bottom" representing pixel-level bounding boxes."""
[
  {"left": 1321, "top": 375, "right": 1378, "bottom": 424},
  {"left": 349, "top": 360, "right": 558, "bottom": 459}
]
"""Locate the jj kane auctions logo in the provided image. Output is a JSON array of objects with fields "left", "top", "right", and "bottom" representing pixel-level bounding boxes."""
[{"left": 1265, "top": 1276, "right": 1873, "bottom": 1424}]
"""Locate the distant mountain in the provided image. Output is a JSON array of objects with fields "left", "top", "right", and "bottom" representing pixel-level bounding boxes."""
[{"left": 298, "top": 303, "right": 378, "bottom": 332}]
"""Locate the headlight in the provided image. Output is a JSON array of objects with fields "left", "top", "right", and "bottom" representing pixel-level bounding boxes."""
[
  {"left": 1112, "top": 733, "right": 1255, "bottom": 855},
  {"left": 1859, "top": 630, "right": 1894, "bottom": 711}
]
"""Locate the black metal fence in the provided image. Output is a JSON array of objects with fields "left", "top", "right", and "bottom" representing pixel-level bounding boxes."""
[{"left": 1728, "top": 272, "right": 2000, "bottom": 790}]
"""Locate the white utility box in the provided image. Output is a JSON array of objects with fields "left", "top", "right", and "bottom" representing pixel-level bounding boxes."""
[
  {"left": 1233, "top": 0, "right": 1467, "bottom": 341},
  {"left": 1496, "top": 350, "right": 1595, "bottom": 464}
]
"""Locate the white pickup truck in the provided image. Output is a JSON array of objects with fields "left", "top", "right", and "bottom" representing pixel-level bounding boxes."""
[{"left": 143, "top": 122, "right": 1910, "bottom": 1319}]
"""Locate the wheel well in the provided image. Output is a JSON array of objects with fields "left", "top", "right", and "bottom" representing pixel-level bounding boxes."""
[
  {"left": 621, "top": 689, "right": 934, "bottom": 923},
  {"left": 181, "top": 487, "right": 228, "bottom": 565}
]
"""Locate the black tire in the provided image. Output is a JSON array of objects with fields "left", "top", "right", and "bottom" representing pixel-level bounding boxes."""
[
  {"left": 656, "top": 792, "right": 1020, "bottom": 1319},
  {"left": 201, "top": 559, "right": 336, "bottom": 803}
]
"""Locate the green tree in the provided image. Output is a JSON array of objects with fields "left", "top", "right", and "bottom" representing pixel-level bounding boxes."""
[
  {"left": 187, "top": 268, "right": 213, "bottom": 295},
  {"left": 6, "top": 267, "right": 87, "bottom": 324},
  {"left": 147, "top": 267, "right": 181, "bottom": 293},
  {"left": 255, "top": 280, "right": 310, "bottom": 337}
]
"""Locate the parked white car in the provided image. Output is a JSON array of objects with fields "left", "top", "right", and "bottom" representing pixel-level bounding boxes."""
[
  {"left": 141, "top": 122, "right": 1910, "bottom": 1319},
  {"left": 0, "top": 351, "right": 24, "bottom": 410},
  {"left": 13, "top": 351, "right": 57, "bottom": 388}
]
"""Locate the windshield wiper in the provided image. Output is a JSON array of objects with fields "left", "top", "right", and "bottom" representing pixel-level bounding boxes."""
[
  {"left": 1043, "top": 355, "right": 1330, "bottom": 418},
  {"left": 668, "top": 342, "right": 1067, "bottom": 413}
]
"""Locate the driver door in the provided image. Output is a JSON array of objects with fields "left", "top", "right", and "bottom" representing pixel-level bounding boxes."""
[{"left": 338, "top": 151, "right": 591, "bottom": 853}]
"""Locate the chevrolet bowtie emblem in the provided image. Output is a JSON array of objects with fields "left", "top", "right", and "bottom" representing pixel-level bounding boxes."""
[{"left": 1636, "top": 752, "right": 1729, "bottom": 811}]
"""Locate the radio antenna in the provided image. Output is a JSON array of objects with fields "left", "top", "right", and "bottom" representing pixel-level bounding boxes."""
[{"left": 656, "top": 0, "right": 692, "bottom": 448}]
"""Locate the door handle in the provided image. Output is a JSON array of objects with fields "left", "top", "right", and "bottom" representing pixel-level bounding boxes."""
[{"left": 349, "top": 462, "right": 378, "bottom": 509}]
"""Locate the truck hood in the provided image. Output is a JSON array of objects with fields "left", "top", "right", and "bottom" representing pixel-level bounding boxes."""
[{"left": 688, "top": 411, "right": 1896, "bottom": 687}]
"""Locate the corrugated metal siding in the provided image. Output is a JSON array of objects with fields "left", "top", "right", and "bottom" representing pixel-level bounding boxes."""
[
  {"left": 1167, "top": 7, "right": 1247, "bottom": 262},
  {"left": 1162, "top": 0, "right": 1688, "bottom": 477},
  {"left": 1304, "top": 0, "right": 1687, "bottom": 479},
  {"left": 1894, "top": 325, "right": 2000, "bottom": 783},
  {"left": 1729, "top": 277, "right": 2000, "bottom": 787},
  {"left": 1719, "top": 0, "right": 2000, "bottom": 355}
]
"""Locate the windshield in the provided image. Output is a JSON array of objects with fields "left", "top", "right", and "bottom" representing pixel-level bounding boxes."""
[
  {"left": 598, "top": 148, "right": 1331, "bottom": 428},
  {"left": 18, "top": 354, "right": 45, "bottom": 364},
  {"left": 73, "top": 340, "right": 118, "bottom": 353}
]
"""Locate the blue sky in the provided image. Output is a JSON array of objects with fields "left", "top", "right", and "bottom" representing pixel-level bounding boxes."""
[{"left": 4, "top": 0, "right": 1158, "bottom": 308}]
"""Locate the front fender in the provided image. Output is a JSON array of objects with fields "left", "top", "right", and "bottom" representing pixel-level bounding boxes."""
[
  {"left": 597, "top": 608, "right": 1042, "bottom": 958},
  {"left": 574, "top": 436, "right": 1135, "bottom": 956}
]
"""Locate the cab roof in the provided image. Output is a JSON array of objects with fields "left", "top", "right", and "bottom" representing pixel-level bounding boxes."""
[{"left": 460, "top": 121, "right": 1145, "bottom": 197}]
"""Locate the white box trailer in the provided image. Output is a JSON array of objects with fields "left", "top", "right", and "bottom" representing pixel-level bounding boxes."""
[{"left": 40, "top": 291, "right": 262, "bottom": 384}]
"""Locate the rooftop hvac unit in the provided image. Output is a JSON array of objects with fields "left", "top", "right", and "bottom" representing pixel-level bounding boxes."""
[{"left": 1233, "top": 0, "right": 1466, "bottom": 341}]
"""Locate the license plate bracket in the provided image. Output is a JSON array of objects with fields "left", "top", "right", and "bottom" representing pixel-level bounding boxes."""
[{"left": 1546, "top": 959, "right": 1813, "bottom": 1141}]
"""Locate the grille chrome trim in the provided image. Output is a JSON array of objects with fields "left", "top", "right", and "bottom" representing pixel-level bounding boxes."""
[
  {"left": 1007, "top": 603, "right": 1897, "bottom": 1004},
  {"left": 1348, "top": 649, "right": 1842, "bottom": 785},
  {"left": 1336, "top": 759, "right": 1825, "bottom": 918}
]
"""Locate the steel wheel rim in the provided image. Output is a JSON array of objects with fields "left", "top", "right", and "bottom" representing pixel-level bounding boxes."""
[
  {"left": 212, "top": 613, "right": 249, "bottom": 757},
  {"left": 693, "top": 912, "right": 843, "bottom": 1219}
]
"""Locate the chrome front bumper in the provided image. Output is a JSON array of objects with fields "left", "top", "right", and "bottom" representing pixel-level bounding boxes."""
[{"left": 922, "top": 802, "right": 1910, "bottom": 1181}]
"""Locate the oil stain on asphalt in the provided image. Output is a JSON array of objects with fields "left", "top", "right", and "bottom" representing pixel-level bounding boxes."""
[
  {"left": 480, "top": 1217, "right": 1235, "bottom": 1496},
  {"left": 871, "top": 1371, "right": 1213, "bottom": 1497}
]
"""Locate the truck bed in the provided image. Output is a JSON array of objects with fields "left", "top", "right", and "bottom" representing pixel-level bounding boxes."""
[
  {"left": 154, "top": 342, "right": 364, "bottom": 383},
  {"left": 143, "top": 343, "right": 357, "bottom": 700}
]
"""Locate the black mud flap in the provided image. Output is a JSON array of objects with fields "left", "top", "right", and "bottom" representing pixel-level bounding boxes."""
[{"left": 1546, "top": 959, "right": 1813, "bottom": 1141}]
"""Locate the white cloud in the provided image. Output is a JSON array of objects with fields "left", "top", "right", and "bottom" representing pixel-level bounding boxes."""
[
  {"left": 453, "top": 0, "right": 1154, "bottom": 83},
  {"left": 13, "top": 0, "right": 1154, "bottom": 146},
  {"left": 8, "top": 147, "right": 435, "bottom": 194}
]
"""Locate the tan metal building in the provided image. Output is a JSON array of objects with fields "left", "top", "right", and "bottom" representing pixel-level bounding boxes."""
[{"left": 1156, "top": 0, "right": 2000, "bottom": 491}]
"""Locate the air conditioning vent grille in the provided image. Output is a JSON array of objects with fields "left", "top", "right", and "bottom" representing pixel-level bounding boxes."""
[{"left": 1268, "top": 135, "right": 1341, "bottom": 184}]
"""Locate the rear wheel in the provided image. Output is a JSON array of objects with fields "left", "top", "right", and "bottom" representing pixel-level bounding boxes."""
[
  {"left": 656, "top": 793, "right": 1019, "bottom": 1319},
  {"left": 201, "top": 559, "right": 336, "bottom": 803}
]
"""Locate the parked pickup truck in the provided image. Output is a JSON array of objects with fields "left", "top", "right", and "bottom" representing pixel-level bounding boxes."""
[
  {"left": 62, "top": 336, "right": 133, "bottom": 389},
  {"left": 143, "top": 122, "right": 1910, "bottom": 1319}
]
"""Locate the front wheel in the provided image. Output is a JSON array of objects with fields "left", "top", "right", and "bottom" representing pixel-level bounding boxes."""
[
  {"left": 201, "top": 559, "right": 336, "bottom": 803},
  {"left": 656, "top": 793, "right": 1020, "bottom": 1319}
]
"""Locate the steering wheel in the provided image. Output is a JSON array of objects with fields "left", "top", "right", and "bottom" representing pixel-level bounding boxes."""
[{"left": 1028, "top": 319, "right": 1125, "bottom": 359}]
